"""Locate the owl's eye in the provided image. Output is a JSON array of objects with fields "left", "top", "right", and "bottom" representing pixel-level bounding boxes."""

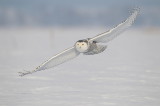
[{"left": 82, "top": 44, "right": 84, "bottom": 45}]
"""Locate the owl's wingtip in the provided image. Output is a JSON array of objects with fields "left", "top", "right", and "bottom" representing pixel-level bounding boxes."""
[
  {"left": 130, "top": 7, "right": 140, "bottom": 15},
  {"left": 18, "top": 70, "right": 32, "bottom": 77}
]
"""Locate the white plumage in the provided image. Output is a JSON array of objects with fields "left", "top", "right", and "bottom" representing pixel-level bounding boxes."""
[{"left": 19, "top": 8, "right": 139, "bottom": 76}]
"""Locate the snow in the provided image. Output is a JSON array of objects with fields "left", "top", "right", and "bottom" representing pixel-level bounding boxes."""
[{"left": 0, "top": 27, "right": 160, "bottom": 106}]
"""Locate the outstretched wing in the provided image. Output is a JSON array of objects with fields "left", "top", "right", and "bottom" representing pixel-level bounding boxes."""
[
  {"left": 90, "top": 8, "right": 139, "bottom": 43},
  {"left": 19, "top": 46, "right": 80, "bottom": 76}
]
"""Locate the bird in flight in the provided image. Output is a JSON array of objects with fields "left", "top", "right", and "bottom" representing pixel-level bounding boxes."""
[{"left": 19, "top": 8, "right": 139, "bottom": 76}]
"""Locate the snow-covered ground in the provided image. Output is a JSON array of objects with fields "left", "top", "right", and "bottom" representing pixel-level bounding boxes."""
[{"left": 0, "top": 27, "right": 160, "bottom": 106}]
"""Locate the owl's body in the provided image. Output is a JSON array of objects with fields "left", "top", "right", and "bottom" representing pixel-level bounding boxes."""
[
  {"left": 75, "top": 38, "right": 107, "bottom": 55},
  {"left": 19, "top": 8, "right": 139, "bottom": 76}
]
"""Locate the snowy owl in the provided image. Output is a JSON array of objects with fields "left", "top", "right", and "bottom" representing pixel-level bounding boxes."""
[{"left": 19, "top": 8, "right": 139, "bottom": 76}]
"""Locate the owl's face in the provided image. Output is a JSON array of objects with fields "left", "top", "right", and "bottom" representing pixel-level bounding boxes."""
[{"left": 75, "top": 40, "right": 89, "bottom": 53}]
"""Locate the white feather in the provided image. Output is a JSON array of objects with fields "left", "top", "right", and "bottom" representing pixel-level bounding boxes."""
[
  {"left": 19, "top": 47, "right": 80, "bottom": 76},
  {"left": 90, "top": 8, "right": 139, "bottom": 43}
]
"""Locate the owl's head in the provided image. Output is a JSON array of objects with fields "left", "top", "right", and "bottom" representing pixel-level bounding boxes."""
[{"left": 75, "top": 39, "right": 89, "bottom": 53}]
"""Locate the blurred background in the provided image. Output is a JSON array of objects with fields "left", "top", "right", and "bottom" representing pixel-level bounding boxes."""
[
  {"left": 0, "top": 0, "right": 160, "bottom": 106},
  {"left": 0, "top": 0, "right": 160, "bottom": 27}
]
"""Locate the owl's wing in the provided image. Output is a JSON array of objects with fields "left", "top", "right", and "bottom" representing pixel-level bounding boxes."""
[
  {"left": 89, "top": 8, "right": 139, "bottom": 43},
  {"left": 19, "top": 46, "right": 80, "bottom": 76}
]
